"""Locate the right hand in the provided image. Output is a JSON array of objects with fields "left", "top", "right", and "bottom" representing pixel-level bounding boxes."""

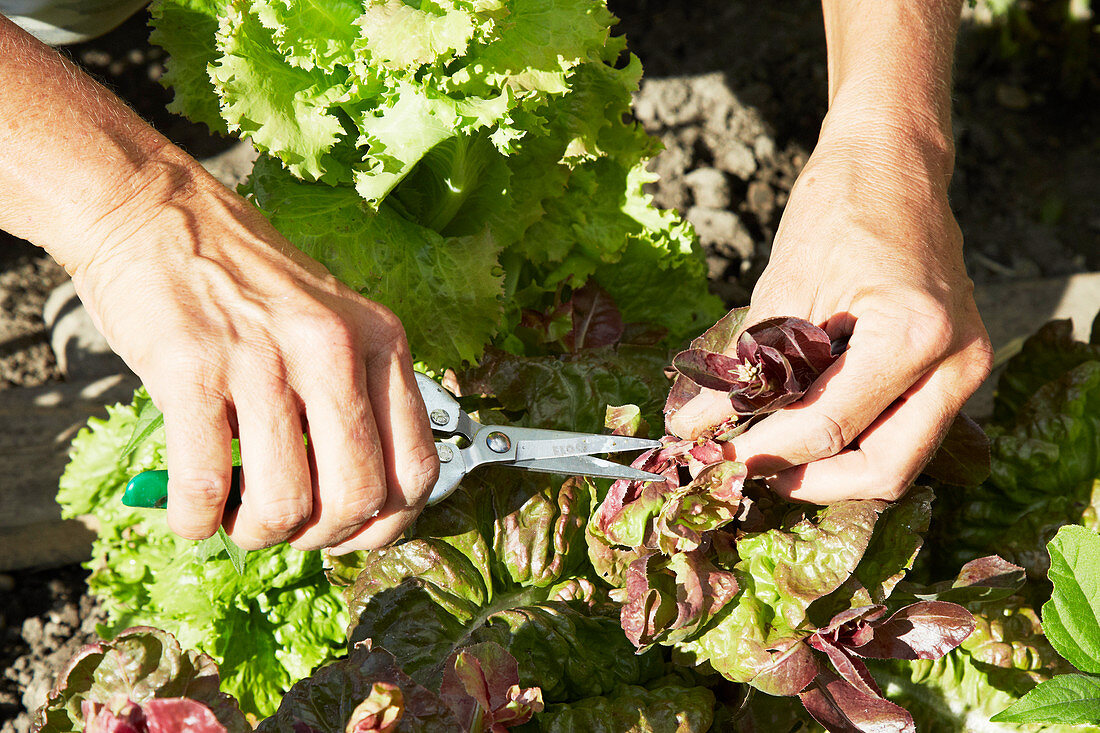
[{"left": 72, "top": 157, "right": 439, "bottom": 552}]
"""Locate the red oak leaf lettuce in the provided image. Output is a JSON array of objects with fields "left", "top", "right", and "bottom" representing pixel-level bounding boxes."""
[{"left": 667, "top": 312, "right": 835, "bottom": 428}]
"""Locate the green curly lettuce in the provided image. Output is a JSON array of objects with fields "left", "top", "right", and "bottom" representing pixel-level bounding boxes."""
[{"left": 150, "top": 0, "right": 721, "bottom": 369}]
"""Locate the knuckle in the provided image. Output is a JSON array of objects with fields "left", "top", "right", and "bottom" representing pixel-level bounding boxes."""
[
  {"left": 365, "top": 306, "right": 409, "bottom": 353},
  {"left": 401, "top": 441, "right": 441, "bottom": 499},
  {"left": 253, "top": 497, "right": 311, "bottom": 535},
  {"left": 335, "top": 484, "right": 388, "bottom": 526},
  {"left": 290, "top": 308, "right": 360, "bottom": 366},
  {"left": 964, "top": 338, "right": 995, "bottom": 388},
  {"left": 901, "top": 296, "right": 955, "bottom": 358},
  {"left": 800, "top": 413, "right": 853, "bottom": 459},
  {"left": 169, "top": 472, "right": 229, "bottom": 508}
]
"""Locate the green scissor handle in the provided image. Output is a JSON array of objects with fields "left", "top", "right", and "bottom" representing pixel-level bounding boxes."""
[{"left": 123, "top": 466, "right": 243, "bottom": 510}]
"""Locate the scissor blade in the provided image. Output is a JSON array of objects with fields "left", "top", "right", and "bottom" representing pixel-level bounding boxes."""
[
  {"left": 509, "top": 455, "right": 665, "bottom": 483},
  {"left": 509, "top": 429, "right": 661, "bottom": 462}
]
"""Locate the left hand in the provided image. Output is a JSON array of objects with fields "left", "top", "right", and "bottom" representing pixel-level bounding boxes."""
[{"left": 669, "top": 115, "right": 993, "bottom": 503}]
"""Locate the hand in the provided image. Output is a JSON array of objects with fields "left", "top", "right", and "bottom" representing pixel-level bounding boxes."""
[
  {"left": 73, "top": 156, "right": 439, "bottom": 551},
  {"left": 669, "top": 118, "right": 992, "bottom": 503}
]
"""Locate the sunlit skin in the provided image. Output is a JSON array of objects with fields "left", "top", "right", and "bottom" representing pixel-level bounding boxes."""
[
  {"left": 670, "top": 0, "right": 993, "bottom": 503},
  {"left": 0, "top": 14, "right": 439, "bottom": 553},
  {"left": 0, "top": 0, "right": 990, "bottom": 551}
]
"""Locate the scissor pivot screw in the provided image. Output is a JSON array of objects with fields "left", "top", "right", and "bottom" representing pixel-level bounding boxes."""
[
  {"left": 437, "top": 444, "right": 454, "bottom": 463},
  {"left": 430, "top": 409, "right": 450, "bottom": 426},
  {"left": 486, "top": 432, "right": 511, "bottom": 453}
]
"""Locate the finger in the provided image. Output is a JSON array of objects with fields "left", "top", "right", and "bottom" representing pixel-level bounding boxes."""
[
  {"left": 762, "top": 351, "right": 979, "bottom": 503},
  {"left": 669, "top": 387, "right": 736, "bottom": 440},
  {"left": 163, "top": 392, "right": 233, "bottom": 540},
  {"left": 726, "top": 312, "right": 947, "bottom": 477},
  {"left": 287, "top": 365, "right": 388, "bottom": 551},
  {"left": 328, "top": 327, "right": 438, "bottom": 552},
  {"left": 224, "top": 385, "right": 312, "bottom": 550}
]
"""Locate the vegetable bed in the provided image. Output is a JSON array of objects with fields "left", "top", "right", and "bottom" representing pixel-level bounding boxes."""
[{"left": 2, "top": 0, "right": 1099, "bottom": 732}]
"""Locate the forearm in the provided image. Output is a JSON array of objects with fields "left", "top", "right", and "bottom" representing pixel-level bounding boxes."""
[
  {"left": 820, "top": 0, "right": 963, "bottom": 179},
  {"left": 0, "top": 14, "right": 205, "bottom": 273}
]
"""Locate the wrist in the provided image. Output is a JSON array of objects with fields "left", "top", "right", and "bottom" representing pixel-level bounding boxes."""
[
  {"left": 817, "top": 94, "right": 956, "bottom": 189},
  {"left": 65, "top": 143, "right": 213, "bottom": 276}
]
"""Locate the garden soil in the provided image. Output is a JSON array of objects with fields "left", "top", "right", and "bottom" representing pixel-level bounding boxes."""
[{"left": 1, "top": 1, "right": 1097, "bottom": 729}]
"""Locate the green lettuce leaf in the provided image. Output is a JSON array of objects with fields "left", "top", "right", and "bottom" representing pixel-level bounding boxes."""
[
  {"left": 245, "top": 155, "right": 505, "bottom": 368},
  {"left": 457, "top": 344, "right": 673, "bottom": 435},
  {"left": 991, "top": 362, "right": 1100, "bottom": 502},
  {"left": 148, "top": 0, "right": 229, "bottom": 132},
  {"left": 929, "top": 349, "right": 1100, "bottom": 587},
  {"left": 991, "top": 675, "right": 1100, "bottom": 725}
]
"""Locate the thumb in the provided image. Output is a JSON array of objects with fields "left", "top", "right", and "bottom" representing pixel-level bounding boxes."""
[{"left": 668, "top": 386, "right": 736, "bottom": 439}]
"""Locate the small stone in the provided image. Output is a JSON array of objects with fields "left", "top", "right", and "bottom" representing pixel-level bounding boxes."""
[
  {"left": 684, "top": 167, "right": 731, "bottom": 210},
  {"left": 714, "top": 141, "right": 757, "bottom": 180},
  {"left": 706, "top": 254, "right": 730, "bottom": 281},
  {"left": 995, "top": 83, "right": 1030, "bottom": 111},
  {"left": 79, "top": 50, "right": 110, "bottom": 67},
  {"left": 21, "top": 616, "right": 43, "bottom": 646},
  {"left": 746, "top": 179, "right": 776, "bottom": 223},
  {"left": 687, "top": 207, "right": 752, "bottom": 256},
  {"left": 753, "top": 134, "right": 776, "bottom": 162}
]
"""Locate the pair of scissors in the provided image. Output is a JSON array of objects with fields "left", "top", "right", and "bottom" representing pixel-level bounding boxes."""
[{"left": 122, "top": 373, "right": 663, "bottom": 509}]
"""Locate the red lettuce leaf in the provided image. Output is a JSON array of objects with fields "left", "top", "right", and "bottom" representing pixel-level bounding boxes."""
[
  {"left": 670, "top": 350, "right": 744, "bottom": 393},
  {"left": 667, "top": 313, "right": 837, "bottom": 431},
  {"left": 799, "top": 670, "right": 915, "bottom": 733},
  {"left": 664, "top": 308, "right": 751, "bottom": 427},
  {"left": 565, "top": 282, "right": 625, "bottom": 352},
  {"left": 747, "top": 638, "right": 822, "bottom": 697},
  {"left": 82, "top": 699, "right": 229, "bottom": 733},
  {"left": 806, "top": 636, "right": 883, "bottom": 700},
  {"left": 604, "top": 404, "right": 648, "bottom": 437},
  {"left": 921, "top": 413, "right": 991, "bottom": 487},
  {"left": 895, "top": 555, "right": 1026, "bottom": 605},
  {"left": 619, "top": 551, "right": 739, "bottom": 651},
  {"left": 256, "top": 644, "right": 462, "bottom": 733},
  {"left": 345, "top": 683, "right": 403, "bottom": 733},
  {"left": 34, "top": 627, "right": 248, "bottom": 733},
  {"left": 848, "top": 601, "right": 975, "bottom": 661},
  {"left": 439, "top": 642, "right": 543, "bottom": 731}
]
